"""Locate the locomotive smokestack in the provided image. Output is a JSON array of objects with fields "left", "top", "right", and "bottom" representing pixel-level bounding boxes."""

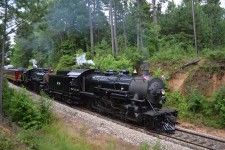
[{"left": 142, "top": 69, "right": 149, "bottom": 76}]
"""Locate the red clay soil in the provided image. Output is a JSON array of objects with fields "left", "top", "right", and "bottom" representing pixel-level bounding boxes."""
[
  {"left": 211, "top": 73, "right": 225, "bottom": 94},
  {"left": 169, "top": 72, "right": 188, "bottom": 92},
  {"left": 0, "top": 125, "right": 12, "bottom": 135}
]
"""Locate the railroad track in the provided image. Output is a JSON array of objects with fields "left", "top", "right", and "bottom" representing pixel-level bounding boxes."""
[
  {"left": 69, "top": 104, "right": 225, "bottom": 150},
  {"left": 9, "top": 83, "right": 225, "bottom": 150},
  {"left": 160, "top": 127, "right": 225, "bottom": 150}
]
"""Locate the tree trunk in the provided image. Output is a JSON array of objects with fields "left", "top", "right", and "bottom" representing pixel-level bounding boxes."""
[
  {"left": 88, "top": 0, "right": 94, "bottom": 53},
  {"left": 113, "top": 0, "right": 118, "bottom": 56},
  {"left": 152, "top": 0, "right": 157, "bottom": 25},
  {"left": 152, "top": 0, "right": 159, "bottom": 50},
  {"left": 0, "top": 0, "right": 8, "bottom": 122},
  {"left": 140, "top": 24, "right": 144, "bottom": 51},
  {"left": 109, "top": 0, "right": 115, "bottom": 56},
  {"left": 192, "top": 0, "right": 198, "bottom": 57},
  {"left": 122, "top": 0, "right": 127, "bottom": 49},
  {"left": 122, "top": 16, "right": 127, "bottom": 49},
  {"left": 137, "top": 0, "right": 140, "bottom": 51}
]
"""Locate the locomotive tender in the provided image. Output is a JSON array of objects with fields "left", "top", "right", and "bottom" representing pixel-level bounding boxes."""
[{"left": 5, "top": 68, "right": 178, "bottom": 132}]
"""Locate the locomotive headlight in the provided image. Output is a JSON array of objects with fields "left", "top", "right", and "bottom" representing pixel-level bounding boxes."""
[{"left": 161, "top": 89, "right": 166, "bottom": 95}]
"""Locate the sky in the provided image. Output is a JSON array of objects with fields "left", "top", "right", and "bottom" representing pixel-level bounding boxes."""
[{"left": 161, "top": 0, "right": 225, "bottom": 9}]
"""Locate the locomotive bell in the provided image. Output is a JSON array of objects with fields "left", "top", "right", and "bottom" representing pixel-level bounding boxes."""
[{"left": 142, "top": 69, "right": 149, "bottom": 76}]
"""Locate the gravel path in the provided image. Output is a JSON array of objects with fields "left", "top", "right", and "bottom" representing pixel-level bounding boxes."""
[{"left": 9, "top": 83, "right": 192, "bottom": 150}]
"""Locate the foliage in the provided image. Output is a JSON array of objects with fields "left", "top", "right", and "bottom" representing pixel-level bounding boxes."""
[
  {"left": 94, "top": 38, "right": 111, "bottom": 56},
  {"left": 140, "top": 142, "right": 149, "bottom": 150},
  {"left": 202, "top": 48, "right": 225, "bottom": 62},
  {"left": 167, "top": 88, "right": 225, "bottom": 128},
  {"left": 5, "top": 88, "right": 53, "bottom": 129},
  {"left": 17, "top": 129, "right": 40, "bottom": 149},
  {"left": 37, "top": 92, "right": 54, "bottom": 124},
  {"left": 9, "top": 89, "right": 41, "bottom": 129},
  {"left": 122, "top": 46, "right": 143, "bottom": 68},
  {"left": 0, "top": 130, "right": 16, "bottom": 150},
  {"left": 211, "top": 87, "right": 225, "bottom": 126},
  {"left": 17, "top": 120, "right": 98, "bottom": 150},
  {"left": 152, "top": 140, "right": 165, "bottom": 150},
  {"left": 187, "top": 89, "right": 206, "bottom": 113},
  {"left": 159, "top": 1, "right": 225, "bottom": 50},
  {"left": 93, "top": 54, "right": 133, "bottom": 73},
  {"left": 55, "top": 54, "right": 77, "bottom": 71},
  {"left": 149, "top": 40, "right": 196, "bottom": 64},
  {"left": 8, "top": 0, "right": 225, "bottom": 72},
  {"left": 2, "top": 79, "right": 14, "bottom": 115},
  {"left": 153, "top": 68, "right": 170, "bottom": 86},
  {"left": 167, "top": 92, "right": 188, "bottom": 118}
]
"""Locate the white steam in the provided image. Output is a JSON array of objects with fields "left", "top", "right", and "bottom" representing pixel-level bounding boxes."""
[{"left": 29, "top": 59, "right": 38, "bottom": 68}]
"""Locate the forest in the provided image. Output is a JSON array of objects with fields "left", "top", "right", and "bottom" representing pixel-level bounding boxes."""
[{"left": 0, "top": 0, "right": 224, "bottom": 70}]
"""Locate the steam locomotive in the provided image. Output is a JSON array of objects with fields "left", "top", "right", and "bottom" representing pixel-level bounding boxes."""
[{"left": 5, "top": 68, "right": 178, "bottom": 132}]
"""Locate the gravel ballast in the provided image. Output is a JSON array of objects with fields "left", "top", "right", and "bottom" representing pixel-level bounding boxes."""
[{"left": 52, "top": 101, "right": 192, "bottom": 150}]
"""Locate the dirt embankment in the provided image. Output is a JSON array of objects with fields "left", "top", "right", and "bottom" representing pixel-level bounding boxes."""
[
  {"left": 168, "top": 60, "right": 225, "bottom": 139},
  {"left": 169, "top": 72, "right": 188, "bottom": 92},
  {"left": 168, "top": 60, "right": 225, "bottom": 95}
]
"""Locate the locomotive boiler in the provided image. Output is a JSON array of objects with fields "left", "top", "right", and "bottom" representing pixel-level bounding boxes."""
[{"left": 44, "top": 69, "right": 177, "bottom": 132}]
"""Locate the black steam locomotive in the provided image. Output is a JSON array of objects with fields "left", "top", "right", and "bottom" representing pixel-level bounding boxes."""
[{"left": 5, "top": 68, "right": 178, "bottom": 132}]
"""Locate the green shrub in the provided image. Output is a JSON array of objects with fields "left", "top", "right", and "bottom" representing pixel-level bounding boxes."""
[
  {"left": 211, "top": 87, "right": 225, "bottom": 126},
  {"left": 149, "top": 41, "right": 195, "bottom": 64},
  {"left": 140, "top": 142, "right": 149, "bottom": 150},
  {"left": 9, "top": 89, "right": 41, "bottom": 129},
  {"left": 56, "top": 54, "right": 77, "bottom": 71},
  {"left": 122, "top": 46, "right": 142, "bottom": 67},
  {"left": 202, "top": 48, "right": 225, "bottom": 61},
  {"left": 17, "top": 129, "right": 40, "bottom": 149},
  {"left": 85, "top": 52, "right": 93, "bottom": 60},
  {"left": 9, "top": 89, "right": 53, "bottom": 129},
  {"left": 94, "top": 38, "right": 111, "bottom": 56},
  {"left": 166, "top": 91, "right": 188, "bottom": 118},
  {"left": 93, "top": 54, "right": 133, "bottom": 73},
  {"left": 2, "top": 79, "right": 14, "bottom": 115},
  {"left": 37, "top": 93, "right": 54, "bottom": 124},
  {"left": 153, "top": 68, "right": 170, "bottom": 86},
  {"left": 187, "top": 89, "right": 206, "bottom": 113}
]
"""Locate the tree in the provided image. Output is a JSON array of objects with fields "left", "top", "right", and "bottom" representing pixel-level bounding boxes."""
[
  {"left": 113, "top": 0, "right": 118, "bottom": 55},
  {"left": 88, "top": 0, "right": 94, "bottom": 53},
  {"left": 12, "top": 0, "right": 50, "bottom": 67},
  {"left": 0, "top": 0, "right": 8, "bottom": 121},
  {"left": 158, "top": 0, "right": 215, "bottom": 50},
  {"left": 109, "top": 0, "right": 115, "bottom": 55},
  {"left": 201, "top": 0, "right": 225, "bottom": 48}
]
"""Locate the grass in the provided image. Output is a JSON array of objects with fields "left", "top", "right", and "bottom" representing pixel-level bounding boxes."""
[
  {"left": 0, "top": 129, "right": 17, "bottom": 150},
  {"left": 16, "top": 118, "right": 101, "bottom": 150}
]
